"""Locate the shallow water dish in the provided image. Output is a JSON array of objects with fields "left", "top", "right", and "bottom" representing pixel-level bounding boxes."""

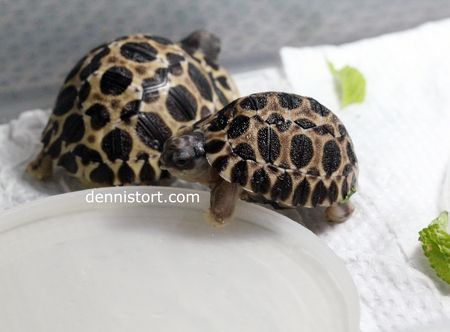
[{"left": 0, "top": 187, "right": 359, "bottom": 331}]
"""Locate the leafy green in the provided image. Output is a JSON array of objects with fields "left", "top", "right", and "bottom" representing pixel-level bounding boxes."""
[
  {"left": 418, "top": 211, "right": 450, "bottom": 285},
  {"left": 340, "top": 187, "right": 357, "bottom": 203},
  {"left": 328, "top": 61, "right": 366, "bottom": 107}
]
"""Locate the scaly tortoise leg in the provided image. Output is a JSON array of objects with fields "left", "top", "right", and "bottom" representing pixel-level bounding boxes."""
[
  {"left": 325, "top": 201, "right": 355, "bottom": 222},
  {"left": 207, "top": 177, "right": 241, "bottom": 227},
  {"left": 26, "top": 150, "right": 53, "bottom": 180}
]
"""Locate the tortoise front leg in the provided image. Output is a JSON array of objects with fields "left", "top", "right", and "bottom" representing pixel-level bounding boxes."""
[{"left": 207, "top": 177, "right": 240, "bottom": 227}]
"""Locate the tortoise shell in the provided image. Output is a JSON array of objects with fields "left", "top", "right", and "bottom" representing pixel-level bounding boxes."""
[
  {"left": 199, "top": 92, "right": 358, "bottom": 208},
  {"left": 34, "top": 31, "right": 239, "bottom": 186}
]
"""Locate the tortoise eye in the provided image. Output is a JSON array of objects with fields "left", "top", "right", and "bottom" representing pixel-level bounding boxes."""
[
  {"left": 177, "top": 158, "right": 188, "bottom": 165},
  {"left": 175, "top": 157, "right": 190, "bottom": 167}
]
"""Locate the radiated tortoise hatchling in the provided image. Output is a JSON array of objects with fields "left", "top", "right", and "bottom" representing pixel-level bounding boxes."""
[
  {"left": 160, "top": 92, "right": 358, "bottom": 226},
  {"left": 26, "top": 30, "right": 239, "bottom": 187}
]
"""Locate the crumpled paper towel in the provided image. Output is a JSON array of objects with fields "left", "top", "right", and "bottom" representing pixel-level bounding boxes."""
[
  {"left": 281, "top": 18, "right": 450, "bottom": 331},
  {"left": 442, "top": 162, "right": 450, "bottom": 212},
  {"left": 1, "top": 20, "right": 450, "bottom": 332}
]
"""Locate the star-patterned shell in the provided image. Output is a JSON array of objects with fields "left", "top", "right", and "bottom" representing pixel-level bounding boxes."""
[
  {"left": 37, "top": 32, "right": 239, "bottom": 186},
  {"left": 199, "top": 92, "right": 358, "bottom": 208}
]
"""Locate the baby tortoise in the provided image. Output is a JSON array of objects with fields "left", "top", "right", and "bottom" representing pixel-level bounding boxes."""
[
  {"left": 26, "top": 30, "right": 239, "bottom": 187},
  {"left": 160, "top": 92, "right": 358, "bottom": 226}
]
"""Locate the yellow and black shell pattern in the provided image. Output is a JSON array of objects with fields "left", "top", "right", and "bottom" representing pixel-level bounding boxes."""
[
  {"left": 38, "top": 32, "right": 239, "bottom": 186},
  {"left": 200, "top": 92, "right": 358, "bottom": 208}
]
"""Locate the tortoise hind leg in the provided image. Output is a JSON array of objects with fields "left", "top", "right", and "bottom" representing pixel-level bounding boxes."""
[
  {"left": 325, "top": 201, "right": 355, "bottom": 222},
  {"left": 207, "top": 177, "right": 240, "bottom": 227},
  {"left": 26, "top": 150, "right": 53, "bottom": 180}
]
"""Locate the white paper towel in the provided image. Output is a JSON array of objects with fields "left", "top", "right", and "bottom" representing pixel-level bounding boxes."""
[
  {"left": 442, "top": 162, "right": 450, "bottom": 212},
  {"left": 1, "top": 19, "right": 450, "bottom": 332},
  {"left": 280, "top": 18, "right": 450, "bottom": 331}
]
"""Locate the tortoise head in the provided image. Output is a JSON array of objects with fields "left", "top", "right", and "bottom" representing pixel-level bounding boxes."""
[
  {"left": 179, "top": 30, "right": 221, "bottom": 61},
  {"left": 160, "top": 132, "right": 207, "bottom": 181}
]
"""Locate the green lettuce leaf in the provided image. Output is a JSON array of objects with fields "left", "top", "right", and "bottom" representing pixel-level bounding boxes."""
[
  {"left": 418, "top": 211, "right": 450, "bottom": 284},
  {"left": 328, "top": 61, "right": 366, "bottom": 107},
  {"left": 340, "top": 187, "right": 357, "bottom": 203}
]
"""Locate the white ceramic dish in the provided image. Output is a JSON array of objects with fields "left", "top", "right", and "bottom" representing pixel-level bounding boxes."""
[{"left": 0, "top": 186, "right": 360, "bottom": 332}]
